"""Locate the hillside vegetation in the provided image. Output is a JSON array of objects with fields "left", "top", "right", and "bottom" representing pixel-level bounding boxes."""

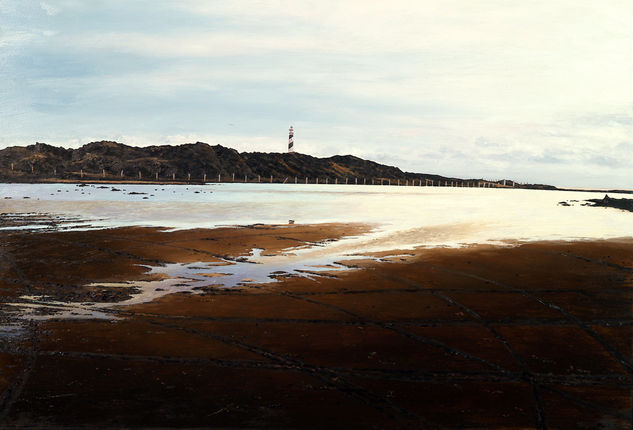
[{"left": 0, "top": 141, "right": 524, "bottom": 187}]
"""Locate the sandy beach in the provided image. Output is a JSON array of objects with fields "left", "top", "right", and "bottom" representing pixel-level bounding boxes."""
[{"left": 1, "top": 223, "right": 631, "bottom": 429}]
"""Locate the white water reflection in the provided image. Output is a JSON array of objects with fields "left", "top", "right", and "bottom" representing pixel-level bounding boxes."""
[
  {"left": 1, "top": 182, "right": 631, "bottom": 322},
  {"left": 1, "top": 183, "right": 631, "bottom": 251},
  {"left": 3, "top": 247, "right": 412, "bottom": 321}
]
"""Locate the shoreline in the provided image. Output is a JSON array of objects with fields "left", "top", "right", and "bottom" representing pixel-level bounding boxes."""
[{"left": 2, "top": 178, "right": 632, "bottom": 194}]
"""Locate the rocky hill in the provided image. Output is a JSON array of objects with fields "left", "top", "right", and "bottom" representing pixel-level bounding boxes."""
[{"left": 0, "top": 141, "right": 521, "bottom": 187}]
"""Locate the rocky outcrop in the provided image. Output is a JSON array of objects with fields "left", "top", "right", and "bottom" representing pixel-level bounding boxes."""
[{"left": 585, "top": 195, "right": 633, "bottom": 212}]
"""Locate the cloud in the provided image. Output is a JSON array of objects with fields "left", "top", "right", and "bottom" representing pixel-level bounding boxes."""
[
  {"left": 40, "top": 2, "right": 60, "bottom": 16},
  {"left": 1, "top": 0, "right": 632, "bottom": 188}
]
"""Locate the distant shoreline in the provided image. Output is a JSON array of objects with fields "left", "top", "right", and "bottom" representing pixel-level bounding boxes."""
[
  {"left": 555, "top": 187, "right": 633, "bottom": 195},
  {"left": 0, "top": 178, "right": 631, "bottom": 194},
  {"left": 0, "top": 178, "right": 203, "bottom": 185}
]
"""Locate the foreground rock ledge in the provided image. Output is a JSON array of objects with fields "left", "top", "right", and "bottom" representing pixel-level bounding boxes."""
[{"left": 0, "top": 225, "right": 631, "bottom": 429}]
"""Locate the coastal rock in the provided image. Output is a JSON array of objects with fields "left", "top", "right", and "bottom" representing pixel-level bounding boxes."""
[{"left": 0, "top": 141, "right": 516, "bottom": 187}]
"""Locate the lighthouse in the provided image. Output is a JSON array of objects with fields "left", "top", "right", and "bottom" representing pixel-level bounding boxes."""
[{"left": 288, "top": 126, "right": 294, "bottom": 153}]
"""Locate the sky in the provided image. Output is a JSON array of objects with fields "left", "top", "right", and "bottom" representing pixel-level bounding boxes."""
[{"left": 1, "top": 1, "right": 631, "bottom": 188}]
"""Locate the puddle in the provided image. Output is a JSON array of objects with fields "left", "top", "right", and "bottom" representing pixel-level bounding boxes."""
[
  {"left": 4, "top": 248, "right": 413, "bottom": 321},
  {"left": 4, "top": 299, "right": 115, "bottom": 320},
  {"left": 0, "top": 324, "right": 27, "bottom": 339},
  {"left": 0, "top": 212, "right": 97, "bottom": 231}
]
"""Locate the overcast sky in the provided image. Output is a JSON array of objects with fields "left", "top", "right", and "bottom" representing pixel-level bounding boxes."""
[{"left": 1, "top": 1, "right": 631, "bottom": 188}]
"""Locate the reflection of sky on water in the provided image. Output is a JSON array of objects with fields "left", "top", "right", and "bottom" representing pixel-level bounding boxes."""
[
  {"left": 3, "top": 248, "right": 408, "bottom": 321},
  {"left": 1, "top": 183, "right": 631, "bottom": 251},
  {"left": 2, "top": 182, "right": 631, "bottom": 323}
]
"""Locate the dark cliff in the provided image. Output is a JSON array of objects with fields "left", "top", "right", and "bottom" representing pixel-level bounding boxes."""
[{"left": 0, "top": 140, "right": 520, "bottom": 187}]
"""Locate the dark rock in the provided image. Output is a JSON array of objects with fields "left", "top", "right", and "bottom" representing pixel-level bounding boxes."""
[
  {"left": 0, "top": 141, "right": 524, "bottom": 187},
  {"left": 585, "top": 195, "right": 633, "bottom": 212}
]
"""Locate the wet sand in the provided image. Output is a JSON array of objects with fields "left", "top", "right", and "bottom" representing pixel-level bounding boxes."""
[{"left": 0, "top": 224, "right": 631, "bottom": 429}]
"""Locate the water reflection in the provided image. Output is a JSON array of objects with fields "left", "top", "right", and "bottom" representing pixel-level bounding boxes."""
[{"left": 3, "top": 247, "right": 410, "bottom": 322}]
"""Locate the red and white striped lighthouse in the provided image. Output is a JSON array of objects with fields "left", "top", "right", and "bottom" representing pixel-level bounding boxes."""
[{"left": 288, "top": 126, "right": 294, "bottom": 153}]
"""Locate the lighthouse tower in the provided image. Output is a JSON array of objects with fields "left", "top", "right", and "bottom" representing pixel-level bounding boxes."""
[{"left": 288, "top": 126, "right": 294, "bottom": 153}]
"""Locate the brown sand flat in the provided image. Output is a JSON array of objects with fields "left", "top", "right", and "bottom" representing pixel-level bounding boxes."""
[{"left": 0, "top": 224, "right": 631, "bottom": 429}]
